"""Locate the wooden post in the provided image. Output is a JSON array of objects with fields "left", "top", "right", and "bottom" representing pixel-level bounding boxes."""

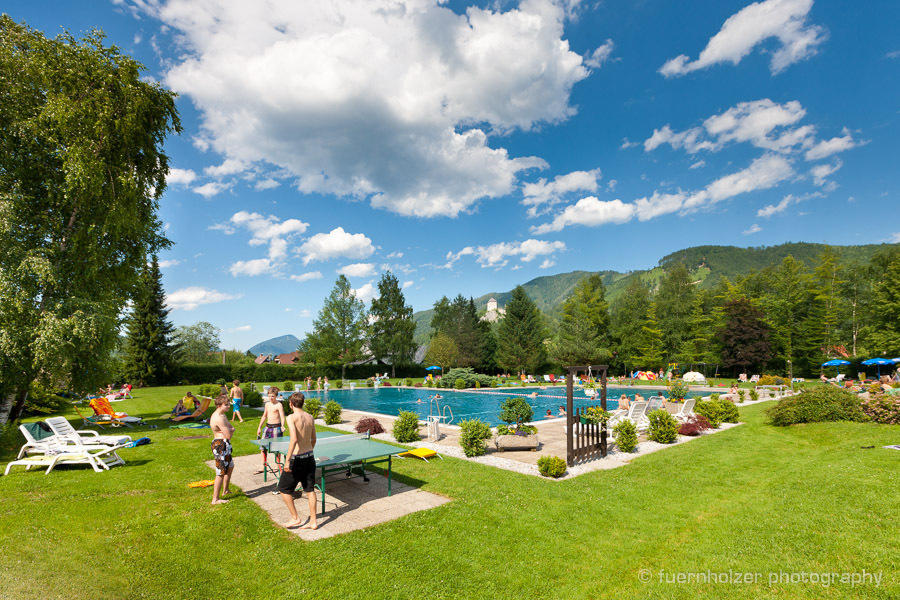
[
  {"left": 600, "top": 368, "right": 608, "bottom": 457},
  {"left": 566, "top": 370, "right": 574, "bottom": 466}
]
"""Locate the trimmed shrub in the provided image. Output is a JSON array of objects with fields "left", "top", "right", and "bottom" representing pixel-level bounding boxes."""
[
  {"left": 323, "top": 401, "right": 342, "bottom": 425},
  {"left": 720, "top": 399, "right": 740, "bottom": 423},
  {"left": 366, "top": 380, "right": 375, "bottom": 387},
  {"left": 405, "top": 378, "right": 414, "bottom": 387},
  {"left": 767, "top": 386, "right": 868, "bottom": 426},
  {"left": 414, "top": 382, "right": 423, "bottom": 387},
  {"left": 537, "top": 455, "right": 567, "bottom": 478},
  {"left": 499, "top": 397, "right": 534, "bottom": 427},
  {"left": 475, "top": 380, "right": 481, "bottom": 388},
  {"left": 695, "top": 399, "right": 724, "bottom": 428},
  {"left": 382, "top": 380, "right": 392, "bottom": 387},
  {"left": 454, "top": 378, "right": 466, "bottom": 389},
  {"left": 198, "top": 383, "right": 220, "bottom": 397},
  {"left": 860, "top": 394, "right": 900, "bottom": 424},
  {"left": 356, "top": 417, "right": 385, "bottom": 435},
  {"left": 215, "top": 378, "right": 226, "bottom": 386},
  {"left": 667, "top": 379, "right": 690, "bottom": 400},
  {"left": 647, "top": 409, "right": 679, "bottom": 443},
  {"left": 613, "top": 419, "right": 638, "bottom": 453},
  {"left": 393, "top": 410, "right": 421, "bottom": 443},
  {"left": 304, "top": 397, "right": 322, "bottom": 419},
  {"left": 241, "top": 384, "right": 262, "bottom": 408},
  {"left": 758, "top": 374, "right": 790, "bottom": 386},
  {"left": 333, "top": 379, "right": 343, "bottom": 389},
  {"left": 458, "top": 419, "right": 492, "bottom": 456},
  {"left": 738, "top": 389, "right": 747, "bottom": 403},
  {"left": 283, "top": 380, "right": 294, "bottom": 391},
  {"left": 749, "top": 388, "right": 759, "bottom": 402},
  {"left": 496, "top": 424, "right": 537, "bottom": 436},
  {"left": 678, "top": 415, "right": 712, "bottom": 436}
]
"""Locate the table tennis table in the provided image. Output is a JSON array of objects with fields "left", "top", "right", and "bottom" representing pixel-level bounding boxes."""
[{"left": 251, "top": 430, "right": 402, "bottom": 514}]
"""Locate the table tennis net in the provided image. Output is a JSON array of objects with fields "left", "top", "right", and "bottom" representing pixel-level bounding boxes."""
[{"left": 316, "top": 432, "right": 370, "bottom": 447}]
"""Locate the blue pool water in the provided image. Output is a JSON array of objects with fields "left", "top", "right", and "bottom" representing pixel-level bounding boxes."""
[{"left": 270, "top": 386, "right": 700, "bottom": 426}]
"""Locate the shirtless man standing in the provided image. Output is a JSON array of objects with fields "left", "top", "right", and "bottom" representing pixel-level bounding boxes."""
[
  {"left": 210, "top": 394, "right": 235, "bottom": 505},
  {"left": 277, "top": 392, "right": 318, "bottom": 529},
  {"left": 229, "top": 379, "right": 244, "bottom": 423},
  {"left": 257, "top": 389, "right": 286, "bottom": 475}
]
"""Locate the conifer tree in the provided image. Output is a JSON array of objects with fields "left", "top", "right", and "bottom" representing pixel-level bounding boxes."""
[
  {"left": 123, "top": 256, "right": 178, "bottom": 386},
  {"left": 495, "top": 286, "right": 545, "bottom": 374},
  {"left": 551, "top": 274, "right": 611, "bottom": 365},
  {"left": 368, "top": 271, "right": 416, "bottom": 377},
  {"left": 304, "top": 275, "right": 367, "bottom": 380}
]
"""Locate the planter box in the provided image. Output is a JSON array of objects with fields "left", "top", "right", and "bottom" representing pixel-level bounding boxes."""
[{"left": 494, "top": 434, "right": 540, "bottom": 451}]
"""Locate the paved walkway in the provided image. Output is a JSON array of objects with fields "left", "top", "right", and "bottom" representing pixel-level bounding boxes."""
[{"left": 207, "top": 454, "right": 450, "bottom": 540}]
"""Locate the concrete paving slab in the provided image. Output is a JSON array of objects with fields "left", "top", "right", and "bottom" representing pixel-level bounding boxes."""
[{"left": 207, "top": 454, "right": 450, "bottom": 541}]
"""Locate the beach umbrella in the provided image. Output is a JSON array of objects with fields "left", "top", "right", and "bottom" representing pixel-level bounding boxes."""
[
  {"left": 425, "top": 366, "right": 441, "bottom": 370},
  {"left": 862, "top": 358, "right": 894, "bottom": 377},
  {"left": 821, "top": 359, "right": 850, "bottom": 378}
]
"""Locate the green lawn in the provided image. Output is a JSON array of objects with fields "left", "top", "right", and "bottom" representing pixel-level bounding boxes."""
[{"left": 0, "top": 385, "right": 896, "bottom": 599}]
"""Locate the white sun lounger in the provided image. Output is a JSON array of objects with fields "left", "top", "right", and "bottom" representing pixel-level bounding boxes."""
[
  {"left": 609, "top": 400, "right": 648, "bottom": 429},
  {"left": 672, "top": 398, "right": 697, "bottom": 421},
  {"left": 45, "top": 417, "right": 131, "bottom": 447},
  {"left": 4, "top": 438, "right": 126, "bottom": 475}
]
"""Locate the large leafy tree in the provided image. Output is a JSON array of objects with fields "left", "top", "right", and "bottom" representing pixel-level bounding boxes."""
[
  {"left": 174, "top": 321, "right": 221, "bottom": 364},
  {"left": 424, "top": 332, "right": 458, "bottom": 371},
  {"left": 368, "top": 271, "right": 416, "bottom": 377},
  {"left": 715, "top": 297, "right": 772, "bottom": 375},
  {"left": 868, "top": 249, "right": 900, "bottom": 355},
  {"left": 123, "top": 257, "right": 179, "bottom": 385},
  {"left": 303, "top": 275, "right": 367, "bottom": 380},
  {"left": 0, "top": 19, "right": 180, "bottom": 424},
  {"left": 551, "top": 274, "right": 611, "bottom": 365},
  {"left": 495, "top": 286, "right": 545, "bottom": 373}
]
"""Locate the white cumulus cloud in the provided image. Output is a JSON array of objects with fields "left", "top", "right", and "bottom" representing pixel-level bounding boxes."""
[
  {"left": 585, "top": 39, "right": 614, "bottom": 68},
  {"left": 522, "top": 168, "right": 602, "bottom": 216},
  {"left": 337, "top": 263, "right": 376, "bottom": 278},
  {"left": 290, "top": 271, "right": 323, "bottom": 282},
  {"left": 659, "top": 0, "right": 826, "bottom": 77},
  {"left": 743, "top": 223, "right": 762, "bottom": 235},
  {"left": 446, "top": 239, "right": 566, "bottom": 269},
  {"left": 216, "top": 211, "right": 310, "bottom": 277},
  {"left": 351, "top": 282, "right": 378, "bottom": 303},
  {"left": 167, "top": 168, "right": 197, "bottom": 186},
  {"left": 298, "top": 227, "right": 375, "bottom": 265},
  {"left": 804, "top": 128, "right": 860, "bottom": 160},
  {"left": 192, "top": 181, "right": 230, "bottom": 198},
  {"left": 167, "top": 286, "right": 240, "bottom": 311},
  {"left": 140, "top": 0, "right": 590, "bottom": 218}
]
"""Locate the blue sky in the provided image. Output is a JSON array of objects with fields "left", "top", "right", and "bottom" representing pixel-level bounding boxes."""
[{"left": 9, "top": 0, "right": 899, "bottom": 350}]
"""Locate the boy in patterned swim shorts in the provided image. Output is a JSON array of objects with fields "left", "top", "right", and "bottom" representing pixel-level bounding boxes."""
[
  {"left": 210, "top": 394, "right": 234, "bottom": 505},
  {"left": 256, "top": 387, "right": 286, "bottom": 475}
]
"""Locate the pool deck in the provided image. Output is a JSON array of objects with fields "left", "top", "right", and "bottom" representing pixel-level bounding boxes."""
[{"left": 310, "top": 391, "right": 784, "bottom": 480}]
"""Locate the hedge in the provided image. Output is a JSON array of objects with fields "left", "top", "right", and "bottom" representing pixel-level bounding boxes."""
[{"left": 167, "top": 363, "right": 425, "bottom": 386}]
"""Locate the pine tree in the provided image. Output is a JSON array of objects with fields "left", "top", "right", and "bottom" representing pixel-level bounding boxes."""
[
  {"left": 123, "top": 256, "right": 178, "bottom": 386},
  {"left": 610, "top": 278, "right": 653, "bottom": 370},
  {"left": 683, "top": 290, "right": 715, "bottom": 365},
  {"left": 634, "top": 302, "right": 664, "bottom": 369},
  {"left": 551, "top": 273, "right": 611, "bottom": 365},
  {"left": 868, "top": 250, "right": 900, "bottom": 355},
  {"left": 655, "top": 262, "right": 695, "bottom": 363},
  {"left": 495, "top": 286, "right": 545, "bottom": 374},
  {"left": 430, "top": 295, "right": 491, "bottom": 368},
  {"left": 304, "top": 275, "right": 367, "bottom": 380},
  {"left": 368, "top": 271, "right": 416, "bottom": 377}
]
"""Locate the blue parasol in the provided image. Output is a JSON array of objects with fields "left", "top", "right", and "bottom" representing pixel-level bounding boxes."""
[
  {"left": 862, "top": 358, "right": 894, "bottom": 378},
  {"left": 821, "top": 359, "right": 850, "bottom": 367},
  {"left": 425, "top": 366, "right": 441, "bottom": 371}
]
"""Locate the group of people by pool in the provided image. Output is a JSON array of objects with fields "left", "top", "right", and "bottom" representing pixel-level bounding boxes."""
[{"left": 543, "top": 392, "right": 648, "bottom": 419}]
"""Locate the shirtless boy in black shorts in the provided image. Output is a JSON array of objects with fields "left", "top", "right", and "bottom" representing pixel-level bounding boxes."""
[{"left": 277, "top": 392, "right": 318, "bottom": 529}]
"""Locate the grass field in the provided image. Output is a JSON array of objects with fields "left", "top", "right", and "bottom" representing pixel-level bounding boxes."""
[{"left": 0, "top": 385, "right": 897, "bottom": 599}]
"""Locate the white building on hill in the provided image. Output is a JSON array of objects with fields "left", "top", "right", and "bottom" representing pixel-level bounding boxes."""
[{"left": 481, "top": 297, "right": 506, "bottom": 323}]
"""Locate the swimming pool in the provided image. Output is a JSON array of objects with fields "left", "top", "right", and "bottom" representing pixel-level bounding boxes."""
[{"left": 271, "top": 386, "right": 701, "bottom": 426}]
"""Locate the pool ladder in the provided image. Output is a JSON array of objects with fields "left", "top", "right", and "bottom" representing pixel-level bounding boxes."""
[{"left": 427, "top": 397, "right": 453, "bottom": 440}]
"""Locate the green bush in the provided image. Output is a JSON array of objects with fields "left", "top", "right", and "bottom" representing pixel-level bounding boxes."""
[
  {"left": 496, "top": 424, "right": 537, "bottom": 436},
  {"left": 323, "top": 401, "right": 342, "bottom": 425},
  {"left": 667, "top": 379, "right": 690, "bottom": 400},
  {"left": 366, "top": 380, "right": 375, "bottom": 387},
  {"left": 738, "top": 389, "right": 747, "bottom": 402},
  {"left": 393, "top": 410, "right": 421, "bottom": 443},
  {"left": 499, "top": 397, "right": 534, "bottom": 426},
  {"left": 333, "top": 379, "right": 343, "bottom": 389},
  {"left": 475, "top": 380, "right": 481, "bottom": 388},
  {"left": 720, "top": 399, "right": 740, "bottom": 423},
  {"left": 749, "top": 388, "right": 759, "bottom": 402},
  {"left": 695, "top": 399, "right": 723, "bottom": 428},
  {"left": 22, "top": 384, "right": 69, "bottom": 417},
  {"left": 215, "top": 378, "right": 226, "bottom": 386},
  {"left": 613, "top": 420, "right": 638, "bottom": 453},
  {"left": 537, "top": 455, "right": 567, "bottom": 478},
  {"left": 241, "top": 384, "right": 262, "bottom": 408},
  {"left": 458, "top": 419, "right": 492, "bottom": 456},
  {"left": 198, "top": 383, "right": 220, "bottom": 397},
  {"left": 442, "top": 367, "right": 494, "bottom": 389},
  {"left": 283, "top": 380, "right": 294, "bottom": 390},
  {"left": 767, "top": 387, "right": 867, "bottom": 426},
  {"left": 758, "top": 374, "right": 790, "bottom": 386},
  {"left": 405, "top": 378, "right": 414, "bottom": 386},
  {"left": 860, "top": 394, "right": 900, "bottom": 424},
  {"left": 647, "top": 409, "right": 679, "bottom": 443},
  {"left": 304, "top": 397, "right": 322, "bottom": 419},
  {"left": 455, "top": 378, "right": 466, "bottom": 389}
]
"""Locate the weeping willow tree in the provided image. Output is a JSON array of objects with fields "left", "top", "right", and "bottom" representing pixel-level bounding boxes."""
[{"left": 0, "top": 18, "right": 181, "bottom": 424}]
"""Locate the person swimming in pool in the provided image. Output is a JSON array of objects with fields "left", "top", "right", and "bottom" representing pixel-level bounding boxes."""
[
  {"left": 557, "top": 405, "right": 566, "bottom": 416},
  {"left": 545, "top": 409, "right": 553, "bottom": 418}
]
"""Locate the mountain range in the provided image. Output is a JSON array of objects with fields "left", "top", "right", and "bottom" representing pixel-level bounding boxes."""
[{"left": 245, "top": 242, "right": 896, "bottom": 349}]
